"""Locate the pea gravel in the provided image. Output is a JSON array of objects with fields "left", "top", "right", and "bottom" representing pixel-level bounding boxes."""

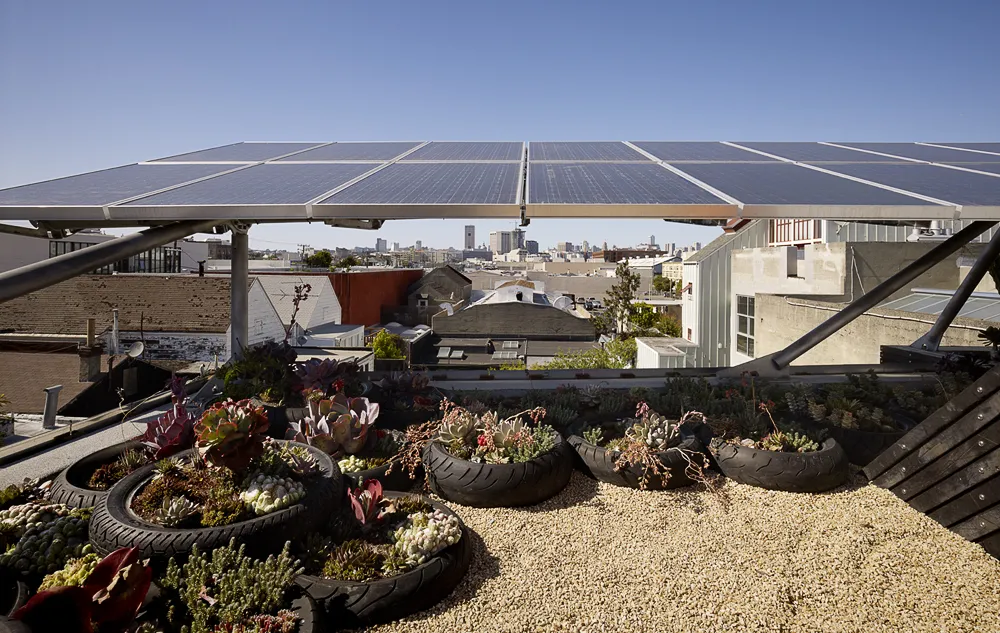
[{"left": 364, "top": 471, "right": 1000, "bottom": 633}]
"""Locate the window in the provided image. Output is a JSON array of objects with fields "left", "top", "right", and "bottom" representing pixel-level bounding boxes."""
[
  {"left": 417, "top": 298, "right": 429, "bottom": 308},
  {"left": 48, "top": 241, "right": 181, "bottom": 274},
  {"left": 736, "top": 295, "right": 755, "bottom": 357},
  {"left": 687, "top": 328, "right": 692, "bottom": 341}
]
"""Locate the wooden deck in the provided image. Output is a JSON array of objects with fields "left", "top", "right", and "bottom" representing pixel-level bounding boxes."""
[{"left": 864, "top": 365, "right": 1000, "bottom": 558}]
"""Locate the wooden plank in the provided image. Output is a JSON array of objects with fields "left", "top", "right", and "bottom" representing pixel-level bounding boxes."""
[
  {"left": 953, "top": 502, "right": 1000, "bottom": 541},
  {"left": 910, "top": 448, "right": 1000, "bottom": 513},
  {"left": 892, "top": 417, "right": 1000, "bottom": 501},
  {"left": 873, "top": 391, "right": 1000, "bottom": 491},
  {"left": 975, "top": 531, "right": 1000, "bottom": 559},
  {"left": 864, "top": 365, "right": 1000, "bottom": 480},
  {"left": 929, "top": 475, "right": 1000, "bottom": 528}
]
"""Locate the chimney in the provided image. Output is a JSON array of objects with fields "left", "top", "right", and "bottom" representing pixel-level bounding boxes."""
[
  {"left": 42, "top": 385, "right": 63, "bottom": 429},
  {"left": 79, "top": 318, "right": 102, "bottom": 382},
  {"left": 198, "top": 260, "right": 206, "bottom": 277}
]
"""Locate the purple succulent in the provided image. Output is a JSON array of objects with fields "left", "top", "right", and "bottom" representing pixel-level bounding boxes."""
[
  {"left": 294, "top": 359, "right": 343, "bottom": 392},
  {"left": 141, "top": 379, "right": 196, "bottom": 460}
]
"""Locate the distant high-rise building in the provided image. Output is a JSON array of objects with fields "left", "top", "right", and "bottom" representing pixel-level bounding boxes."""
[
  {"left": 582, "top": 240, "right": 589, "bottom": 253},
  {"left": 392, "top": 242, "right": 400, "bottom": 252},
  {"left": 490, "top": 231, "right": 513, "bottom": 254},
  {"left": 464, "top": 225, "right": 475, "bottom": 250},
  {"left": 525, "top": 240, "right": 539, "bottom": 254},
  {"left": 694, "top": 241, "right": 702, "bottom": 250},
  {"left": 415, "top": 240, "right": 422, "bottom": 250},
  {"left": 511, "top": 228, "right": 525, "bottom": 249},
  {"left": 650, "top": 235, "right": 656, "bottom": 248},
  {"left": 602, "top": 241, "right": 608, "bottom": 252},
  {"left": 557, "top": 241, "right": 573, "bottom": 253},
  {"left": 375, "top": 238, "right": 388, "bottom": 253}
]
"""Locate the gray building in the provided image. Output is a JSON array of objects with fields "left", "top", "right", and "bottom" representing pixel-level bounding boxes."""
[{"left": 464, "top": 225, "right": 475, "bottom": 250}]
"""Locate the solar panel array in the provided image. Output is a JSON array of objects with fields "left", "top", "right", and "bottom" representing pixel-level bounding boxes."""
[{"left": 2, "top": 141, "right": 999, "bottom": 223}]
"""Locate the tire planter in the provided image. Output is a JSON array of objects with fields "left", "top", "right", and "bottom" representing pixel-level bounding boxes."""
[
  {"left": 88, "top": 441, "right": 342, "bottom": 564},
  {"left": 422, "top": 432, "right": 573, "bottom": 507},
  {"left": 0, "top": 617, "right": 29, "bottom": 633},
  {"left": 49, "top": 440, "right": 144, "bottom": 509},
  {"left": 0, "top": 569, "right": 28, "bottom": 618},
  {"left": 567, "top": 429, "right": 706, "bottom": 490},
  {"left": 824, "top": 425, "right": 905, "bottom": 468},
  {"left": 343, "top": 459, "right": 423, "bottom": 492},
  {"left": 711, "top": 438, "right": 849, "bottom": 493},
  {"left": 137, "top": 585, "right": 321, "bottom": 633},
  {"left": 296, "top": 492, "right": 471, "bottom": 627}
]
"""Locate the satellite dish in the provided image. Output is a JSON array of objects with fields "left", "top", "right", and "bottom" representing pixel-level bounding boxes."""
[
  {"left": 553, "top": 296, "right": 573, "bottom": 311},
  {"left": 126, "top": 341, "right": 145, "bottom": 359}
]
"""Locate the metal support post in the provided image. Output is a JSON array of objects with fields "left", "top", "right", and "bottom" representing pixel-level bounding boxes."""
[
  {"left": 230, "top": 223, "right": 250, "bottom": 360},
  {"left": 732, "top": 221, "right": 995, "bottom": 376},
  {"left": 912, "top": 226, "right": 1000, "bottom": 352}
]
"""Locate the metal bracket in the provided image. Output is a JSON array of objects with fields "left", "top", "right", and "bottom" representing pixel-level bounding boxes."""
[
  {"left": 520, "top": 206, "right": 530, "bottom": 227},
  {"left": 911, "top": 227, "right": 1000, "bottom": 352},
  {"left": 229, "top": 221, "right": 252, "bottom": 234},
  {"left": 322, "top": 219, "right": 384, "bottom": 230}
]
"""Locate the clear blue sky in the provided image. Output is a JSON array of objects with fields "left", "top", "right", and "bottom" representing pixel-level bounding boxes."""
[{"left": 2, "top": 0, "right": 999, "bottom": 251}]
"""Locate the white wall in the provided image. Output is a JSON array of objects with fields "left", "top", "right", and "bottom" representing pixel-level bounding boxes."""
[
  {"left": 304, "top": 279, "right": 343, "bottom": 329},
  {"left": 226, "top": 279, "right": 287, "bottom": 358}
]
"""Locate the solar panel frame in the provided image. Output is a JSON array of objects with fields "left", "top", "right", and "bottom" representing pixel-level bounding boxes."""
[
  {"left": 836, "top": 143, "right": 994, "bottom": 163},
  {"left": 815, "top": 163, "right": 1000, "bottom": 206},
  {"left": 317, "top": 162, "right": 520, "bottom": 206},
  {"left": 675, "top": 163, "right": 933, "bottom": 209},
  {"left": 151, "top": 142, "right": 327, "bottom": 163},
  {"left": 401, "top": 142, "right": 524, "bottom": 162},
  {"left": 529, "top": 142, "right": 650, "bottom": 162},
  {"left": 631, "top": 141, "right": 779, "bottom": 162},
  {"left": 730, "top": 142, "right": 909, "bottom": 163},
  {"left": 931, "top": 143, "right": 1000, "bottom": 156},
  {"left": 274, "top": 142, "right": 423, "bottom": 162},
  {"left": 0, "top": 163, "right": 247, "bottom": 220},
  {"left": 121, "top": 163, "right": 381, "bottom": 207},
  {"left": 941, "top": 163, "right": 1000, "bottom": 176}
]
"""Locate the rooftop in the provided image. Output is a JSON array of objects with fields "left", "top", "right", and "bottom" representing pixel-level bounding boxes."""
[{"left": 0, "top": 351, "right": 105, "bottom": 413}]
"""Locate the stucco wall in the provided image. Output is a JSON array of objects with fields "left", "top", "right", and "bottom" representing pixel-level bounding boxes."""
[
  {"left": 432, "top": 303, "right": 596, "bottom": 340},
  {"left": 329, "top": 270, "right": 424, "bottom": 326},
  {"left": 751, "top": 294, "right": 985, "bottom": 366}
]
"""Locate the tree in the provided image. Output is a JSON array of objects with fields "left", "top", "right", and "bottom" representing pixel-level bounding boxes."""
[
  {"left": 598, "top": 261, "right": 641, "bottom": 335},
  {"left": 656, "top": 314, "right": 682, "bottom": 337},
  {"left": 674, "top": 279, "right": 683, "bottom": 296},
  {"left": 533, "top": 337, "right": 637, "bottom": 370},
  {"left": 334, "top": 255, "right": 360, "bottom": 270},
  {"left": 652, "top": 275, "right": 672, "bottom": 294},
  {"left": 304, "top": 250, "right": 332, "bottom": 268},
  {"left": 370, "top": 329, "right": 405, "bottom": 360}
]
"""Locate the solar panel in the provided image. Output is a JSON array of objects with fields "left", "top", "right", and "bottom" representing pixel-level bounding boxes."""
[
  {"left": 502, "top": 340, "right": 518, "bottom": 349},
  {"left": 528, "top": 163, "right": 725, "bottom": 205},
  {"left": 275, "top": 142, "right": 421, "bottom": 162},
  {"left": 0, "top": 163, "right": 240, "bottom": 206},
  {"left": 731, "top": 142, "right": 904, "bottom": 163},
  {"left": 152, "top": 142, "right": 323, "bottom": 163},
  {"left": 932, "top": 143, "right": 1000, "bottom": 155},
  {"left": 631, "top": 142, "right": 778, "bottom": 162},
  {"left": 530, "top": 142, "right": 647, "bottom": 161},
  {"left": 837, "top": 143, "right": 991, "bottom": 163},
  {"left": 816, "top": 163, "right": 1000, "bottom": 206},
  {"left": 951, "top": 164, "right": 1000, "bottom": 176},
  {"left": 124, "top": 164, "right": 377, "bottom": 206},
  {"left": 402, "top": 142, "right": 523, "bottom": 161},
  {"left": 437, "top": 347, "right": 452, "bottom": 359},
  {"left": 450, "top": 350, "right": 465, "bottom": 359},
  {"left": 320, "top": 163, "right": 520, "bottom": 205},
  {"left": 671, "top": 163, "right": 937, "bottom": 206}
]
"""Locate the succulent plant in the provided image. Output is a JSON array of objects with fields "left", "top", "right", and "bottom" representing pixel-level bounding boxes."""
[
  {"left": 337, "top": 454, "right": 388, "bottom": 473},
  {"left": 762, "top": 430, "right": 820, "bottom": 453},
  {"left": 195, "top": 399, "right": 270, "bottom": 473},
  {"left": 12, "top": 547, "right": 152, "bottom": 633},
  {"left": 282, "top": 444, "right": 320, "bottom": 477},
  {"left": 582, "top": 427, "right": 604, "bottom": 445},
  {"left": 240, "top": 473, "right": 306, "bottom": 516},
  {"left": 348, "top": 479, "right": 384, "bottom": 525},
  {"left": 393, "top": 510, "right": 462, "bottom": 567},
  {"left": 437, "top": 412, "right": 479, "bottom": 444},
  {"left": 289, "top": 394, "right": 379, "bottom": 457},
  {"left": 579, "top": 384, "right": 604, "bottom": 408},
  {"left": 38, "top": 553, "right": 101, "bottom": 590},
  {"left": 0, "top": 501, "right": 75, "bottom": 537},
  {"left": 142, "top": 381, "right": 197, "bottom": 460},
  {"left": 294, "top": 358, "right": 344, "bottom": 392},
  {"left": 150, "top": 496, "right": 199, "bottom": 527},
  {"left": 490, "top": 416, "right": 524, "bottom": 449},
  {"left": 322, "top": 539, "right": 384, "bottom": 581},
  {"left": 0, "top": 513, "right": 91, "bottom": 575},
  {"left": 626, "top": 410, "right": 679, "bottom": 451}
]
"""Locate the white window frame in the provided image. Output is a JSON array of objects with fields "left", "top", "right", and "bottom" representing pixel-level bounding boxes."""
[{"left": 736, "top": 295, "right": 755, "bottom": 358}]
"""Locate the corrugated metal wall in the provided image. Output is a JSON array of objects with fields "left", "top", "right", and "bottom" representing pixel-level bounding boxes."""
[{"left": 823, "top": 220, "right": 997, "bottom": 244}]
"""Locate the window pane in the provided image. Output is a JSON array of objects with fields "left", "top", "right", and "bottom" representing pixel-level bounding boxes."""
[
  {"left": 747, "top": 338, "right": 755, "bottom": 358},
  {"left": 747, "top": 297, "right": 755, "bottom": 317},
  {"left": 737, "top": 335, "right": 747, "bottom": 354},
  {"left": 737, "top": 296, "right": 747, "bottom": 314},
  {"left": 738, "top": 316, "right": 748, "bottom": 335},
  {"left": 748, "top": 317, "right": 755, "bottom": 336}
]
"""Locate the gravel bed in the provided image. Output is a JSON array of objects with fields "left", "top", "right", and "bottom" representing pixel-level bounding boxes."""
[{"left": 365, "top": 471, "right": 1000, "bottom": 633}]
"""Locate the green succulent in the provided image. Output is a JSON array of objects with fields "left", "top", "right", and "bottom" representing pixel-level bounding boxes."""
[{"left": 195, "top": 399, "right": 270, "bottom": 473}]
